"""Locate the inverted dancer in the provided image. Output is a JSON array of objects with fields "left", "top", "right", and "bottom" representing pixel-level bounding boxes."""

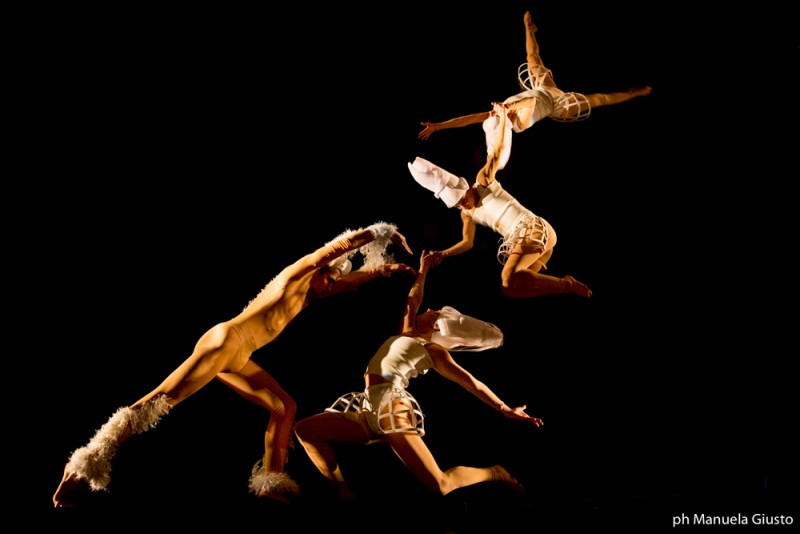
[
  {"left": 410, "top": 103, "right": 592, "bottom": 298},
  {"left": 52, "top": 222, "right": 415, "bottom": 508},
  {"left": 294, "top": 250, "right": 542, "bottom": 502},
  {"left": 419, "top": 10, "right": 652, "bottom": 169}
]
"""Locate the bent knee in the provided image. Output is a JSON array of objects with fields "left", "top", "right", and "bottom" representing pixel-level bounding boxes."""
[
  {"left": 274, "top": 396, "right": 297, "bottom": 419},
  {"left": 437, "top": 475, "right": 462, "bottom": 496},
  {"left": 294, "top": 418, "right": 311, "bottom": 440}
]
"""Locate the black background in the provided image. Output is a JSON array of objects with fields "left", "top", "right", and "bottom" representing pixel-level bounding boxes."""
[{"left": 15, "top": 1, "right": 797, "bottom": 531}]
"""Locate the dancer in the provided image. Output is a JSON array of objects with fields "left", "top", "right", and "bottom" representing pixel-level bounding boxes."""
[
  {"left": 418, "top": 10, "right": 652, "bottom": 169},
  {"left": 52, "top": 221, "right": 416, "bottom": 508},
  {"left": 294, "top": 250, "right": 542, "bottom": 502},
  {"left": 409, "top": 103, "right": 592, "bottom": 298}
]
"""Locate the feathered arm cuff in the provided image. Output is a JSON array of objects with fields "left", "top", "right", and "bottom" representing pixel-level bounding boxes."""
[
  {"left": 361, "top": 221, "right": 397, "bottom": 270},
  {"left": 325, "top": 222, "right": 398, "bottom": 272}
]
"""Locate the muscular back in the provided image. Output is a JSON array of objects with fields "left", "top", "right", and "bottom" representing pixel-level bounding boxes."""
[{"left": 235, "top": 267, "right": 317, "bottom": 349}]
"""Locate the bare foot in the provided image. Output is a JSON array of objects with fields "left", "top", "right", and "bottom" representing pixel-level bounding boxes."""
[
  {"left": 563, "top": 275, "right": 592, "bottom": 297},
  {"left": 524, "top": 11, "right": 537, "bottom": 33},
  {"left": 53, "top": 470, "right": 86, "bottom": 508},
  {"left": 491, "top": 465, "right": 528, "bottom": 496}
]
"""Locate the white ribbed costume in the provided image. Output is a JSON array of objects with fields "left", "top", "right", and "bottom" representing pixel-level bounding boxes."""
[
  {"left": 407, "top": 158, "right": 553, "bottom": 266},
  {"left": 326, "top": 313, "right": 503, "bottom": 436},
  {"left": 482, "top": 65, "right": 591, "bottom": 170}
]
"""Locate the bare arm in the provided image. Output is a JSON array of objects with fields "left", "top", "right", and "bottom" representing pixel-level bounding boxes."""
[
  {"left": 400, "top": 251, "right": 435, "bottom": 333},
  {"left": 430, "top": 211, "right": 476, "bottom": 267},
  {"left": 584, "top": 86, "right": 652, "bottom": 109},
  {"left": 428, "top": 344, "right": 543, "bottom": 426},
  {"left": 475, "top": 102, "right": 509, "bottom": 187},
  {"left": 330, "top": 263, "right": 417, "bottom": 295},
  {"left": 418, "top": 110, "right": 492, "bottom": 141},
  {"left": 287, "top": 222, "right": 412, "bottom": 282}
]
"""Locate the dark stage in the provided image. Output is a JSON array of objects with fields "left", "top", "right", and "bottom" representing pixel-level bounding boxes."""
[{"left": 17, "top": 1, "right": 797, "bottom": 531}]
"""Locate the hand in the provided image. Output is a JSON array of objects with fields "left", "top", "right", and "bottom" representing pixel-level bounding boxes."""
[
  {"left": 419, "top": 250, "right": 437, "bottom": 272},
  {"left": 501, "top": 404, "right": 544, "bottom": 427},
  {"left": 383, "top": 263, "right": 417, "bottom": 277},
  {"left": 418, "top": 122, "right": 436, "bottom": 141},
  {"left": 490, "top": 102, "right": 508, "bottom": 117},
  {"left": 429, "top": 250, "right": 446, "bottom": 267},
  {"left": 391, "top": 230, "right": 413, "bottom": 255}
]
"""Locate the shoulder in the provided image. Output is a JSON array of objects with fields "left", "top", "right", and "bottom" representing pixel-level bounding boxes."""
[{"left": 424, "top": 342, "right": 450, "bottom": 360}]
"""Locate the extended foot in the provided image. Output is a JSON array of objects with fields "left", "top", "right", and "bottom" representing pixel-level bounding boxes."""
[
  {"left": 524, "top": 11, "right": 537, "bottom": 33},
  {"left": 53, "top": 470, "right": 86, "bottom": 508},
  {"left": 563, "top": 275, "right": 592, "bottom": 297},
  {"left": 491, "top": 465, "right": 527, "bottom": 497}
]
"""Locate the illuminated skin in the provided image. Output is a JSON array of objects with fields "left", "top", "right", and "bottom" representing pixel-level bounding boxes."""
[
  {"left": 53, "top": 225, "right": 415, "bottom": 508},
  {"left": 294, "top": 251, "right": 542, "bottom": 501},
  {"left": 428, "top": 103, "right": 593, "bottom": 298},
  {"left": 418, "top": 10, "right": 652, "bottom": 141}
]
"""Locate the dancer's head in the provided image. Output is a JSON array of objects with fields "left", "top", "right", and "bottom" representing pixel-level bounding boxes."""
[
  {"left": 415, "top": 308, "right": 442, "bottom": 334},
  {"left": 414, "top": 306, "right": 504, "bottom": 352},
  {"left": 454, "top": 187, "right": 480, "bottom": 211},
  {"left": 310, "top": 263, "right": 349, "bottom": 296},
  {"left": 328, "top": 256, "right": 353, "bottom": 277},
  {"left": 431, "top": 306, "right": 503, "bottom": 352},
  {"left": 408, "top": 157, "right": 469, "bottom": 208}
]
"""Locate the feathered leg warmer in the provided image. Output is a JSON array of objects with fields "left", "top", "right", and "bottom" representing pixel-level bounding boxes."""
[
  {"left": 248, "top": 460, "right": 301, "bottom": 501},
  {"left": 64, "top": 394, "right": 170, "bottom": 491}
]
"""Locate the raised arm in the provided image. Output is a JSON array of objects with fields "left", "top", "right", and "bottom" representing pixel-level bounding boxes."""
[
  {"left": 418, "top": 110, "right": 493, "bottom": 141},
  {"left": 400, "top": 250, "right": 436, "bottom": 333},
  {"left": 475, "top": 102, "right": 509, "bottom": 187},
  {"left": 428, "top": 344, "right": 543, "bottom": 426}
]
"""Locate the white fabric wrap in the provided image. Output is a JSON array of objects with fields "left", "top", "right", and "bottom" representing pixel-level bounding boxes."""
[{"left": 431, "top": 306, "right": 504, "bottom": 352}]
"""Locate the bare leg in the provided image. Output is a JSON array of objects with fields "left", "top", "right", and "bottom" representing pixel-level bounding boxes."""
[
  {"left": 524, "top": 11, "right": 543, "bottom": 69},
  {"left": 295, "top": 412, "right": 371, "bottom": 501},
  {"left": 53, "top": 395, "right": 171, "bottom": 508},
  {"left": 520, "top": 11, "right": 558, "bottom": 111},
  {"left": 217, "top": 359, "right": 297, "bottom": 473},
  {"left": 216, "top": 359, "right": 301, "bottom": 502},
  {"left": 585, "top": 86, "right": 653, "bottom": 109},
  {"left": 383, "top": 433, "right": 526, "bottom": 496},
  {"left": 500, "top": 233, "right": 591, "bottom": 298},
  {"left": 502, "top": 270, "right": 592, "bottom": 298},
  {"left": 54, "top": 323, "right": 243, "bottom": 508}
]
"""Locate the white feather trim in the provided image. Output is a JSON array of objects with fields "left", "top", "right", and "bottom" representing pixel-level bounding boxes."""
[
  {"left": 64, "top": 395, "right": 169, "bottom": 491},
  {"left": 324, "top": 222, "right": 398, "bottom": 272},
  {"left": 361, "top": 221, "right": 397, "bottom": 270},
  {"left": 248, "top": 461, "right": 301, "bottom": 499},
  {"left": 129, "top": 394, "right": 170, "bottom": 434}
]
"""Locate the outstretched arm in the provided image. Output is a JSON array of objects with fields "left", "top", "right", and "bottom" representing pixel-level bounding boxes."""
[
  {"left": 429, "top": 211, "right": 476, "bottom": 267},
  {"left": 428, "top": 344, "right": 543, "bottom": 426},
  {"left": 418, "top": 110, "right": 492, "bottom": 140},
  {"left": 331, "top": 262, "right": 417, "bottom": 295},
  {"left": 289, "top": 222, "right": 412, "bottom": 282},
  {"left": 585, "top": 86, "right": 652, "bottom": 109}
]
